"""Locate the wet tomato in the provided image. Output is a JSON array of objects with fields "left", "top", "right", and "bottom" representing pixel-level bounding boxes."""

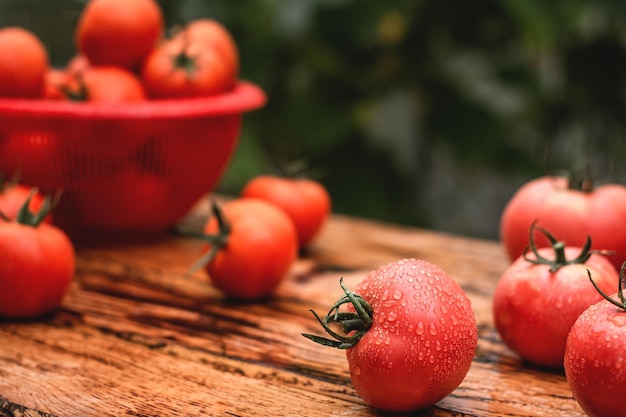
[
  {"left": 564, "top": 264, "right": 626, "bottom": 417},
  {"left": 303, "top": 258, "right": 477, "bottom": 413},
  {"left": 493, "top": 223, "right": 618, "bottom": 368}
]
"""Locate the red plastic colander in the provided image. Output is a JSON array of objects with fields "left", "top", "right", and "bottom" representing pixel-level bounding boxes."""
[{"left": 0, "top": 81, "right": 266, "bottom": 244}]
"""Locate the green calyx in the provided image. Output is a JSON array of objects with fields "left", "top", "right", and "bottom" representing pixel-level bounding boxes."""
[
  {"left": 588, "top": 262, "right": 626, "bottom": 311},
  {"left": 0, "top": 189, "right": 60, "bottom": 227},
  {"left": 179, "top": 200, "right": 231, "bottom": 276},
  {"left": 523, "top": 221, "right": 606, "bottom": 273},
  {"left": 301, "top": 278, "right": 373, "bottom": 349}
]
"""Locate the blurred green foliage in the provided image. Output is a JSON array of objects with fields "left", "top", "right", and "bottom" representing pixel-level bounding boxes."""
[{"left": 1, "top": 0, "right": 625, "bottom": 239}]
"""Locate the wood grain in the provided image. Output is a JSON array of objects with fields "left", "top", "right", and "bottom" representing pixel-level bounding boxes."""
[{"left": 0, "top": 201, "right": 585, "bottom": 416}]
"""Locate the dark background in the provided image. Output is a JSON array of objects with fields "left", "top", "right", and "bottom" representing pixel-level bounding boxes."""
[{"left": 2, "top": 0, "right": 626, "bottom": 240}]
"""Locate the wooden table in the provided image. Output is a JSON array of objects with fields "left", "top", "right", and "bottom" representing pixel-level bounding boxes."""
[{"left": 0, "top": 199, "right": 585, "bottom": 416}]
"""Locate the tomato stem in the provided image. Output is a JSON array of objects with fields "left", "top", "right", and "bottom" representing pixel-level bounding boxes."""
[
  {"left": 302, "top": 278, "right": 373, "bottom": 349},
  {"left": 4, "top": 188, "right": 61, "bottom": 227},
  {"left": 588, "top": 262, "right": 626, "bottom": 310},
  {"left": 522, "top": 220, "right": 607, "bottom": 273},
  {"left": 182, "top": 200, "right": 230, "bottom": 276}
]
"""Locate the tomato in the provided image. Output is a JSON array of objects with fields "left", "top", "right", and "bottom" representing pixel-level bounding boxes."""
[
  {"left": 196, "top": 198, "right": 298, "bottom": 300},
  {"left": 241, "top": 175, "right": 331, "bottom": 247},
  {"left": 140, "top": 34, "right": 235, "bottom": 98},
  {"left": 0, "top": 129, "right": 66, "bottom": 188},
  {"left": 493, "top": 223, "right": 618, "bottom": 367},
  {"left": 303, "top": 258, "right": 477, "bottom": 413},
  {"left": 0, "top": 181, "right": 51, "bottom": 223},
  {"left": 500, "top": 175, "right": 626, "bottom": 270},
  {"left": 175, "top": 18, "right": 239, "bottom": 78},
  {"left": 43, "top": 67, "right": 69, "bottom": 100},
  {"left": 65, "top": 54, "right": 91, "bottom": 75},
  {"left": 75, "top": 0, "right": 164, "bottom": 70},
  {"left": 0, "top": 194, "right": 75, "bottom": 319},
  {"left": 0, "top": 26, "right": 49, "bottom": 98},
  {"left": 564, "top": 265, "right": 626, "bottom": 417},
  {"left": 54, "top": 167, "right": 171, "bottom": 239},
  {"left": 63, "top": 66, "right": 147, "bottom": 103}
]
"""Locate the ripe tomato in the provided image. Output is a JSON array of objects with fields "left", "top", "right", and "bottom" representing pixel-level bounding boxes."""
[
  {"left": 140, "top": 34, "right": 235, "bottom": 98},
  {"left": 303, "top": 258, "right": 477, "bottom": 413},
  {"left": 54, "top": 167, "right": 171, "bottom": 239},
  {"left": 0, "top": 27, "right": 49, "bottom": 98},
  {"left": 500, "top": 175, "right": 626, "bottom": 270},
  {"left": 241, "top": 175, "right": 331, "bottom": 247},
  {"left": 564, "top": 265, "right": 626, "bottom": 417},
  {"left": 63, "top": 66, "right": 147, "bottom": 103},
  {"left": 174, "top": 18, "right": 239, "bottom": 77},
  {"left": 493, "top": 223, "right": 618, "bottom": 368},
  {"left": 0, "top": 195, "right": 75, "bottom": 319},
  {"left": 197, "top": 198, "right": 298, "bottom": 300},
  {"left": 65, "top": 54, "right": 91, "bottom": 75},
  {"left": 75, "top": 0, "right": 164, "bottom": 70},
  {"left": 43, "top": 67, "right": 69, "bottom": 100},
  {"left": 0, "top": 182, "right": 51, "bottom": 223}
]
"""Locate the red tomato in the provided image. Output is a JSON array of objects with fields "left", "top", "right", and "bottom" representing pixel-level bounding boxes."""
[
  {"left": 43, "top": 68, "right": 69, "bottom": 100},
  {"left": 0, "top": 130, "right": 66, "bottom": 188},
  {"left": 0, "top": 197, "right": 75, "bottom": 318},
  {"left": 200, "top": 198, "right": 298, "bottom": 300},
  {"left": 493, "top": 223, "right": 618, "bottom": 367},
  {"left": 0, "top": 27, "right": 48, "bottom": 98},
  {"left": 140, "top": 35, "right": 235, "bottom": 98},
  {"left": 500, "top": 175, "right": 626, "bottom": 270},
  {"left": 564, "top": 266, "right": 626, "bottom": 417},
  {"left": 75, "top": 0, "right": 164, "bottom": 70},
  {"left": 175, "top": 18, "right": 239, "bottom": 77},
  {"left": 62, "top": 66, "right": 147, "bottom": 103},
  {"left": 241, "top": 175, "right": 331, "bottom": 247},
  {"left": 54, "top": 167, "right": 171, "bottom": 235},
  {"left": 0, "top": 182, "right": 51, "bottom": 223},
  {"left": 303, "top": 258, "right": 477, "bottom": 413}
]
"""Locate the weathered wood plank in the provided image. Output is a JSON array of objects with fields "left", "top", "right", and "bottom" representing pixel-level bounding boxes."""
[{"left": 0, "top": 208, "right": 585, "bottom": 416}]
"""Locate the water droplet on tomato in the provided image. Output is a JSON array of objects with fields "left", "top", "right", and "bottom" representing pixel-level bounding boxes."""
[
  {"left": 393, "top": 290, "right": 403, "bottom": 300},
  {"left": 429, "top": 323, "right": 437, "bottom": 335},
  {"left": 608, "top": 313, "right": 626, "bottom": 327},
  {"left": 353, "top": 366, "right": 362, "bottom": 376},
  {"left": 387, "top": 310, "right": 397, "bottom": 322},
  {"left": 416, "top": 322, "right": 425, "bottom": 335}
]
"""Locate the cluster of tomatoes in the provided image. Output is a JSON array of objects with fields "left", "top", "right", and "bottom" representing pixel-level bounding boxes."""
[
  {"left": 495, "top": 174, "right": 626, "bottom": 417},
  {"left": 0, "top": 172, "right": 332, "bottom": 317},
  {"left": 192, "top": 174, "right": 331, "bottom": 300},
  {"left": 0, "top": 0, "right": 238, "bottom": 102},
  {"left": 302, "top": 173, "right": 626, "bottom": 415}
]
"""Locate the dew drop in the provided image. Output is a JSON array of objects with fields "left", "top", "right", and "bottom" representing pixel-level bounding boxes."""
[
  {"left": 416, "top": 322, "right": 425, "bottom": 335},
  {"left": 429, "top": 323, "right": 438, "bottom": 335},
  {"left": 393, "top": 290, "right": 403, "bottom": 300},
  {"left": 387, "top": 310, "right": 398, "bottom": 322},
  {"left": 353, "top": 366, "right": 362, "bottom": 376},
  {"left": 608, "top": 314, "right": 626, "bottom": 327}
]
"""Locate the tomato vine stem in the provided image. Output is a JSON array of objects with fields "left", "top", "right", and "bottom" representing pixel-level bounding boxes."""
[
  {"left": 180, "top": 200, "right": 230, "bottom": 276},
  {"left": 1, "top": 188, "right": 61, "bottom": 227},
  {"left": 588, "top": 262, "right": 626, "bottom": 310},
  {"left": 302, "top": 278, "right": 373, "bottom": 349},
  {"left": 522, "top": 220, "right": 609, "bottom": 273}
]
